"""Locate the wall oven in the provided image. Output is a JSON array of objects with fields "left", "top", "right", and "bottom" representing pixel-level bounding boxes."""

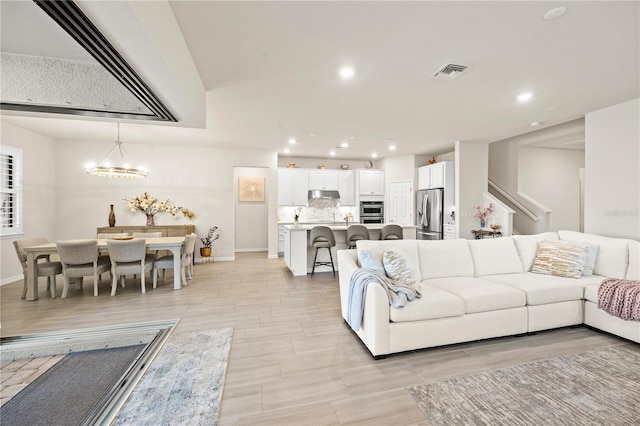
[{"left": 360, "top": 201, "right": 384, "bottom": 224}]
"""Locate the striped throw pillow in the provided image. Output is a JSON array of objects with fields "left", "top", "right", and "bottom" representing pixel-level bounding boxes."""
[
  {"left": 383, "top": 249, "right": 418, "bottom": 288},
  {"left": 531, "top": 241, "right": 588, "bottom": 279}
]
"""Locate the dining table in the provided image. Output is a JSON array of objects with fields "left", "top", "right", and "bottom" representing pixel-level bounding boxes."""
[{"left": 24, "top": 237, "right": 186, "bottom": 300}]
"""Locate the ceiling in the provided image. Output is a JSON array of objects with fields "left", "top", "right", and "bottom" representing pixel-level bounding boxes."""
[{"left": 1, "top": 1, "right": 638, "bottom": 160}]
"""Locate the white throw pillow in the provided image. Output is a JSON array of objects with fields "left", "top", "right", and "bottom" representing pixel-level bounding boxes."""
[
  {"left": 531, "top": 240, "right": 588, "bottom": 279},
  {"left": 383, "top": 249, "right": 418, "bottom": 288}
]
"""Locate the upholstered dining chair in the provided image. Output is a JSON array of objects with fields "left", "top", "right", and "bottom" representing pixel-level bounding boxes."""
[
  {"left": 107, "top": 238, "right": 156, "bottom": 296},
  {"left": 131, "top": 231, "right": 163, "bottom": 279},
  {"left": 310, "top": 226, "right": 336, "bottom": 278},
  {"left": 346, "top": 224, "right": 370, "bottom": 249},
  {"left": 380, "top": 224, "right": 403, "bottom": 240},
  {"left": 96, "top": 233, "right": 130, "bottom": 279},
  {"left": 13, "top": 238, "right": 63, "bottom": 299},
  {"left": 153, "top": 233, "right": 197, "bottom": 287},
  {"left": 56, "top": 240, "right": 111, "bottom": 298}
]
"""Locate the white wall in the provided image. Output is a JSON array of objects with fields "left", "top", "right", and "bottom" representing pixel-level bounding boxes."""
[
  {"left": 1, "top": 122, "right": 57, "bottom": 284},
  {"left": 234, "top": 166, "right": 268, "bottom": 252},
  {"left": 585, "top": 98, "right": 640, "bottom": 239},
  {"left": 455, "top": 141, "right": 489, "bottom": 239},
  {"left": 518, "top": 147, "right": 584, "bottom": 232}
]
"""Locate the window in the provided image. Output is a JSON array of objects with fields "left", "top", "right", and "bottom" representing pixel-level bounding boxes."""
[{"left": 0, "top": 145, "right": 23, "bottom": 236}]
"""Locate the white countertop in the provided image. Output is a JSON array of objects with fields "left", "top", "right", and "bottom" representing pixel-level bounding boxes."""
[{"left": 284, "top": 223, "right": 416, "bottom": 231}]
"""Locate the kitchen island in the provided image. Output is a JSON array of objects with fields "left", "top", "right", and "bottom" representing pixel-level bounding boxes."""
[{"left": 283, "top": 223, "right": 417, "bottom": 276}]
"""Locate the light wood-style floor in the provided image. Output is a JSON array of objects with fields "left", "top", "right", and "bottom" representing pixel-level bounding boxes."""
[{"left": 1, "top": 252, "right": 634, "bottom": 425}]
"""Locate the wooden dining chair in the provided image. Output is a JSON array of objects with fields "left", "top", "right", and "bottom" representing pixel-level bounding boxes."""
[
  {"left": 13, "top": 237, "right": 63, "bottom": 299},
  {"left": 107, "top": 238, "right": 156, "bottom": 296},
  {"left": 56, "top": 240, "right": 111, "bottom": 298}
]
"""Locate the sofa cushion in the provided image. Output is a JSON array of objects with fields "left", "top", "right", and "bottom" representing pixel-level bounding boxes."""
[
  {"left": 512, "top": 232, "right": 559, "bottom": 272},
  {"left": 389, "top": 285, "right": 465, "bottom": 322},
  {"left": 483, "top": 273, "right": 600, "bottom": 305},
  {"left": 383, "top": 248, "right": 418, "bottom": 288},
  {"left": 468, "top": 238, "right": 523, "bottom": 276},
  {"left": 584, "top": 283, "right": 600, "bottom": 303},
  {"left": 627, "top": 240, "right": 640, "bottom": 280},
  {"left": 357, "top": 240, "right": 421, "bottom": 282},
  {"left": 531, "top": 240, "right": 589, "bottom": 279},
  {"left": 426, "top": 277, "right": 526, "bottom": 314},
  {"left": 417, "top": 239, "right": 474, "bottom": 279},
  {"left": 558, "top": 231, "right": 631, "bottom": 279}
]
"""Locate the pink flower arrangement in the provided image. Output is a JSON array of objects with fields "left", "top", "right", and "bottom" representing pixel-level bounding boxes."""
[{"left": 474, "top": 203, "right": 494, "bottom": 223}]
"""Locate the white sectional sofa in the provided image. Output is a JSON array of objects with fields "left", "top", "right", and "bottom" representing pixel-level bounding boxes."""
[{"left": 337, "top": 231, "right": 639, "bottom": 358}]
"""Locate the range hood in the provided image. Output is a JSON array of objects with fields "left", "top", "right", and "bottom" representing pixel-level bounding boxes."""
[{"left": 308, "top": 190, "right": 341, "bottom": 200}]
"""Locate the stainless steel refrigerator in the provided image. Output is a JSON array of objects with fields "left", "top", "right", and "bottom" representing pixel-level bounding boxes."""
[{"left": 416, "top": 188, "right": 443, "bottom": 240}]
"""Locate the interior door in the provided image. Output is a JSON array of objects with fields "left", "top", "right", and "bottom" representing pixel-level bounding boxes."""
[{"left": 388, "top": 180, "right": 413, "bottom": 225}]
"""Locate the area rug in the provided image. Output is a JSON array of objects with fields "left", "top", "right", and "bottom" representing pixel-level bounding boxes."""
[
  {"left": 1, "top": 345, "right": 145, "bottom": 426},
  {"left": 113, "top": 327, "right": 233, "bottom": 426},
  {"left": 406, "top": 346, "right": 640, "bottom": 426}
]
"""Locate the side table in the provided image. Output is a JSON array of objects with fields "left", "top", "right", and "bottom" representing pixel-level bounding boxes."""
[{"left": 472, "top": 229, "right": 502, "bottom": 239}]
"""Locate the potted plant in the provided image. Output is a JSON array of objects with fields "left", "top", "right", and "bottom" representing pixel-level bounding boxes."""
[{"left": 199, "top": 226, "right": 219, "bottom": 257}]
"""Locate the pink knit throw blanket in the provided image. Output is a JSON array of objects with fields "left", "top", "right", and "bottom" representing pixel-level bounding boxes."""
[{"left": 598, "top": 279, "right": 640, "bottom": 321}]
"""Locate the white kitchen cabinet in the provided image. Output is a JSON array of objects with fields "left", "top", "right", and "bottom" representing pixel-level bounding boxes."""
[
  {"left": 278, "top": 224, "right": 286, "bottom": 255},
  {"left": 278, "top": 169, "right": 308, "bottom": 206},
  {"left": 418, "top": 161, "right": 453, "bottom": 189},
  {"left": 337, "top": 171, "right": 355, "bottom": 205},
  {"left": 308, "top": 170, "right": 339, "bottom": 190},
  {"left": 359, "top": 170, "right": 385, "bottom": 195},
  {"left": 443, "top": 224, "right": 456, "bottom": 240}
]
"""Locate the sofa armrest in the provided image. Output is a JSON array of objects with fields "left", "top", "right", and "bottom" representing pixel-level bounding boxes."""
[
  {"left": 337, "top": 249, "right": 359, "bottom": 321},
  {"left": 337, "top": 249, "right": 392, "bottom": 357}
]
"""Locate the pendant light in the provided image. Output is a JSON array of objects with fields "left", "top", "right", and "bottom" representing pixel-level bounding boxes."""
[{"left": 85, "top": 123, "right": 148, "bottom": 178}]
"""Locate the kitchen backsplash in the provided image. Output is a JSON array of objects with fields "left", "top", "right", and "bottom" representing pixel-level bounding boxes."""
[{"left": 278, "top": 205, "right": 357, "bottom": 223}]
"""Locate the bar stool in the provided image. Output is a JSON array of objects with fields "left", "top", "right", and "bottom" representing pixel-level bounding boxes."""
[
  {"left": 346, "top": 224, "right": 370, "bottom": 249},
  {"left": 310, "top": 226, "right": 336, "bottom": 278},
  {"left": 380, "top": 224, "right": 403, "bottom": 240}
]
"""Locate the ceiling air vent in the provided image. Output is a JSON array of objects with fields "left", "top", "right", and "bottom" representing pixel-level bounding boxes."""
[{"left": 432, "top": 63, "right": 470, "bottom": 80}]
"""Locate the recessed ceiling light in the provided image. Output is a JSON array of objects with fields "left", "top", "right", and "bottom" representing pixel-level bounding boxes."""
[
  {"left": 371, "top": 153, "right": 378, "bottom": 158},
  {"left": 309, "top": 133, "right": 317, "bottom": 137},
  {"left": 339, "top": 66, "right": 355, "bottom": 80},
  {"left": 284, "top": 148, "right": 290, "bottom": 154},
  {"left": 340, "top": 141, "right": 349, "bottom": 148},
  {"left": 329, "top": 151, "right": 336, "bottom": 156},
  {"left": 288, "top": 138, "right": 297, "bottom": 145},
  {"left": 530, "top": 121, "right": 542, "bottom": 127},
  {"left": 544, "top": 7, "right": 567, "bottom": 21},
  {"left": 517, "top": 92, "right": 533, "bottom": 102},
  {"left": 389, "top": 145, "right": 397, "bottom": 151},
  {"left": 349, "top": 136, "right": 355, "bottom": 140}
]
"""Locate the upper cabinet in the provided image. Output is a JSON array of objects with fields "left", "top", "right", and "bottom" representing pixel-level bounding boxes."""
[
  {"left": 418, "top": 161, "right": 454, "bottom": 189},
  {"left": 308, "top": 170, "right": 339, "bottom": 190},
  {"left": 337, "top": 171, "right": 356, "bottom": 205},
  {"left": 278, "top": 168, "right": 356, "bottom": 206},
  {"left": 278, "top": 169, "right": 308, "bottom": 206},
  {"left": 359, "top": 170, "right": 385, "bottom": 195}
]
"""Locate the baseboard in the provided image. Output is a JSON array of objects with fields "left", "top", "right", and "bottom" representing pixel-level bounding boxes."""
[
  {"left": 1, "top": 275, "right": 22, "bottom": 286},
  {"left": 234, "top": 248, "right": 268, "bottom": 253}
]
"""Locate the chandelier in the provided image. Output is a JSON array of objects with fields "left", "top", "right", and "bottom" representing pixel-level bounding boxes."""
[{"left": 85, "top": 123, "right": 148, "bottom": 178}]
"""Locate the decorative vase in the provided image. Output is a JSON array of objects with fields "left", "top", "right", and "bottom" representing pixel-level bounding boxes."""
[
  {"left": 294, "top": 219, "right": 300, "bottom": 228},
  {"left": 108, "top": 204, "right": 116, "bottom": 227},
  {"left": 146, "top": 214, "right": 155, "bottom": 226},
  {"left": 479, "top": 218, "right": 486, "bottom": 229},
  {"left": 200, "top": 247, "right": 212, "bottom": 257}
]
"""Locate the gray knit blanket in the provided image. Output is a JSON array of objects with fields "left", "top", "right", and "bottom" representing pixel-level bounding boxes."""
[
  {"left": 598, "top": 278, "right": 640, "bottom": 321},
  {"left": 347, "top": 269, "right": 421, "bottom": 331}
]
